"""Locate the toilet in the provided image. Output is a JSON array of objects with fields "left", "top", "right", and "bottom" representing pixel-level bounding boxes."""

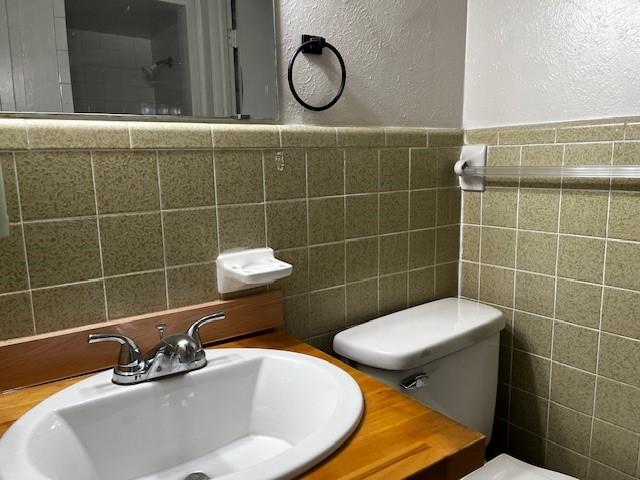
[{"left": 333, "top": 297, "right": 577, "bottom": 480}]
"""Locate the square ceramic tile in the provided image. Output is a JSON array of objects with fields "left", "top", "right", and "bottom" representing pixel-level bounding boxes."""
[
  {"left": 217, "top": 204, "right": 266, "bottom": 252},
  {"left": 272, "top": 248, "right": 308, "bottom": 296},
  {"left": 345, "top": 194, "right": 378, "bottom": 239},
  {"left": 516, "top": 231, "right": 557, "bottom": 275},
  {"left": 379, "top": 233, "right": 408, "bottom": 275},
  {"left": 214, "top": 150, "right": 264, "bottom": 205},
  {"left": 308, "top": 287, "right": 345, "bottom": 336},
  {"left": 481, "top": 227, "right": 516, "bottom": 267},
  {"left": 167, "top": 263, "right": 219, "bottom": 308},
  {"left": 559, "top": 190, "right": 609, "bottom": 237},
  {"left": 266, "top": 200, "right": 308, "bottom": 250},
  {"left": 0, "top": 226, "right": 28, "bottom": 294},
  {"left": 460, "top": 262, "right": 479, "bottom": 299},
  {"left": 598, "top": 333, "right": 640, "bottom": 388},
  {"left": 436, "top": 188, "right": 461, "bottom": 226},
  {"left": 409, "top": 190, "right": 436, "bottom": 229},
  {"left": 0, "top": 293, "right": 34, "bottom": 340},
  {"left": 545, "top": 443, "right": 588, "bottom": 479},
  {"left": 513, "top": 311, "right": 553, "bottom": 357},
  {"left": 482, "top": 188, "right": 518, "bottom": 228},
  {"left": 409, "top": 267, "right": 436, "bottom": 306},
  {"left": 32, "top": 281, "right": 106, "bottom": 333},
  {"left": 461, "top": 225, "right": 480, "bottom": 262},
  {"left": 479, "top": 265, "right": 514, "bottom": 308},
  {"left": 308, "top": 197, "right": 345, "bottom": 244},
  {"left": 555, "top": 279, "right": 601, "bottom": 328},
  {"left": 409, "top": 229, "right": 436, "bottom": 269},
  {"left": 511, "top": 349, "right": 551, "bottom": 397},
  {"left": 263, "top": 149, "right": 306, "bottom": 200},
  {"left": 515, "top": 271, "right": 555, "bottom": 317},
  {"left": 552, "top": 322, "right": 599, "bottom": 373},
  {"left": 435, "top": 262, "right": 458, "bottom": 299},
  {"left": 346, "top": 237, "right": 378, "bottom": 282},
  {"left": 462, "top": 191, "right": 481, "bottom": 225},
  {"left": 16, "top": 151, "right": 95, "bottom": 220},
  {"left": 100, "top": 213, "right": 164, "bottom": 275},
  {"left": 379, "top": 148, "right": 409, "bottom": 191},
  {"left": 307, "top": 149, "right": 344, "bottom": 197},
  {"left": 379, "top": 273, "right": 408, "bottom": 315},
  {"left": 509, "top": 387, "right": 548, "bottom": 435},
  {"left": 93, "top": 151, "right": 159, "bottom": 214},
  {"left": 25, "top": 219, "right": 101, "bottom": 288},
  {"left": 162, "top": 208, "right": 217, "bottom": 266},
  {"left": 548, "top": 406, "right": 592, "bottom": 457},
  {"left": 595, "top": 377, "right": 640, "bottom": 433},
  {"left": 605, "top": 240, "right": 640, "bottom": 291},
  {"left": 346, "top": 279, "right": 378, "bottom": 326},
  {"left": 608, "top": 191, "right": 640, "bottom": 241},
  {"left": 508, "top": 425, "right": 546, "bottom": 467},
  {"left": 550, "top": 362, "right": 596, "bottom": 415},
  {"left": 557, "top": 235, "right": 605, "bottom": 284},
  {"left": 308, "top": 243, "right": 345, "bottom": 290},
  {"left": 345, "top": 149, "right": 378, "bottom": 194},
  {"left": 435, "top": 225, "right": 460, "bottom": 264},
  {"left": 601, "top": 287, "right": 640, "bottom": 340},
  {"left": 518, "top": 188, "right": 560, "bottom": 232},
  {"left": 157, "top": 151, "right": 215, "bottom": 209},
  {"left": 410, "top": 149, "right": 437, "bottom": 189},
  {"left": 0, "top": 153, "right": 20, "bottom": 222},
  {"left": 283, "top": 295, "right": 309, "bottom": 340},
  {"left": 590, "top": 420, "right": 639, "bottom": 475},
  {"left": 105, "top": 271, "right": 167, "bottom": 319},
  {"left": 379, "top": 191, "right": 408, "bottom": 234}
]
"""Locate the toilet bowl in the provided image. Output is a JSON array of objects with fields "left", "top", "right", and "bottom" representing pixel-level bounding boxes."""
[{"left": 333, "top": 297, "right": 578, "bottom": 480}]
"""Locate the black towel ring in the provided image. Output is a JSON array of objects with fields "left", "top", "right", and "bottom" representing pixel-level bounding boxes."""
[{"left": 288, "top": 35, "right": 346, "bottom": 112}]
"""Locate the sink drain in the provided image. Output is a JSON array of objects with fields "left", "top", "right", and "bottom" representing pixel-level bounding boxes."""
[{"left": 184, "top": 473, "right": 211, "bottom": 480}]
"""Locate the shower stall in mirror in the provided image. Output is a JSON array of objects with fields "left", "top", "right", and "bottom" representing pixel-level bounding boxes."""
[{"left": 0, "top": 0, "right": 278, "bottom": 120}]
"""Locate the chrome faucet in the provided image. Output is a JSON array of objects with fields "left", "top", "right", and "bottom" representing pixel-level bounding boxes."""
[{"left": 88, "top": 312, "right": 225, "bottom": 385}]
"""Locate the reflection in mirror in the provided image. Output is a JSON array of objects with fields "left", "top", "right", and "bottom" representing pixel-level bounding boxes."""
[{"left": 0, "top": 0, "right": 278, "bottom": 120}]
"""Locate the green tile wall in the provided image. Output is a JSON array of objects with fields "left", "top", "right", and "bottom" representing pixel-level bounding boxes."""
[
  {"left": 0, "top": 120, "right": 462, "bottom": 353},
  {"left": 464, "top": 117, "right": 640, "bottom": 480}
]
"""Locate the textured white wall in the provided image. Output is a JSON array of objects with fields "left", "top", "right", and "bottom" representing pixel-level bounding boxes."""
[
  {"left": 464, "top": 0, "right": 640, "bottom": 128},
  {"left": 276, "top": 0, "right": 467, "bottom": 127}
]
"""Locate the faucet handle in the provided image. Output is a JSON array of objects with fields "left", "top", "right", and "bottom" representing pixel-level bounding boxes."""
[
  {"left": 88, "top": 333, "right": 145, "bottom": 373},
  {"left": 186, "top": 312, "right": 225, "bottom": 349}
]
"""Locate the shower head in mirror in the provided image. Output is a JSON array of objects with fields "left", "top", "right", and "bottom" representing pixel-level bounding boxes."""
[{"left": 142, "top": 57, "right": 173, "bottom": 80}]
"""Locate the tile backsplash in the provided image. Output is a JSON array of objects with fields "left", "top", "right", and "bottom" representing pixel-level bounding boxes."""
[
  {"left": 463, "top": 118, "right": 640, "bottom": 479},
  {"left": 0, "top": 119, "right": 462, "bottom": 351}
]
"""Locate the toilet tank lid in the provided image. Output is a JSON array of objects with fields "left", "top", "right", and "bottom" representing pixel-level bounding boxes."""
[{"left": 333, "top": 298, "right": 505, "bottom": 371}]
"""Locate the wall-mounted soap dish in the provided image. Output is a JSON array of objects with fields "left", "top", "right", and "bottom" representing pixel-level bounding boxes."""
[{"left": 216, "top": 248, "right": 293, "bottom": 294}]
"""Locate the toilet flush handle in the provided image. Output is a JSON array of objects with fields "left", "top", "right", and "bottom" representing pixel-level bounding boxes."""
[{"left": 400, "top": 372, "right": 429, "bottom": 390}]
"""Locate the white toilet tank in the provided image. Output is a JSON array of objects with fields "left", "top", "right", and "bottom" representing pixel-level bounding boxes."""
[{"left": 333, "top": 298, "right": 504, "bottom": 441}]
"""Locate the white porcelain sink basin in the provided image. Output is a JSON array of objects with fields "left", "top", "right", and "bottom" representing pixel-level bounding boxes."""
[{"left": 0, "top": 348, "right": 363, "bottom": 480}]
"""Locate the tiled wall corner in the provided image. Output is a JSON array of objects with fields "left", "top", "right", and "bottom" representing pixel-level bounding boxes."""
[
  {"left": 462, "top": 116, "right": 640, "bottom": 480},
  {"left": 0, "top": 120, "right": 463, "bottom": 357}
]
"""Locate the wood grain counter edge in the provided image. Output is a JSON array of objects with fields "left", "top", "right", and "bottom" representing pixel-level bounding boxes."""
[{"left": 0, "top": 331, "right": 485, "bottom": 480}]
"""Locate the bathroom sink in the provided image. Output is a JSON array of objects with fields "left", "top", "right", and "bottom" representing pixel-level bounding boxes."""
[{"left": 0, "top": 348, "right": 363, "bottom": 480}]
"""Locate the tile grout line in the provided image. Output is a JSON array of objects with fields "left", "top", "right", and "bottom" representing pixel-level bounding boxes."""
[
  {"left": 544, "top": 143, "right": 565, "bottom": 465},
  {"left": 376, "top": 149, "right": 381, "bottom": 315},
  {"left": 506, "top": 144, "right": 523, "bottom": 454},
  {"left": 154, "top": 151, "right": 170, "bottom": 309},
  {"left": 11, "top": 151, "right": 36, "bottom": 333},
  {"left": 586, "top": 142, "right": 615, "bottom": 478},
  {"left": 261, "top": 150, "right": 269, "bottom": 250},
  {"left": 343, "top": 149, "right": 348, "bottom": 328},
  {"left": 89, "top": 151, "right": 110, "bottom": 321},
  {"left": 304, "top": 149, "right": 311, "bottom": 337},
  {"left": 406, "top": 149, "right": 412, "bottom": 307}
]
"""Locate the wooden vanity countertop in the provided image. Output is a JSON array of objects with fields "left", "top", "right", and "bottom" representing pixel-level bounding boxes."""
[{"left": 0, "top": 330, "right": 485, "bottom": 480}]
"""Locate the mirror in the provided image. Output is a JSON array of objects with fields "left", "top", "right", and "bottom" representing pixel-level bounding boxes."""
[{"left": 0, "top": 0, "right": 278, "bottom": 120}]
